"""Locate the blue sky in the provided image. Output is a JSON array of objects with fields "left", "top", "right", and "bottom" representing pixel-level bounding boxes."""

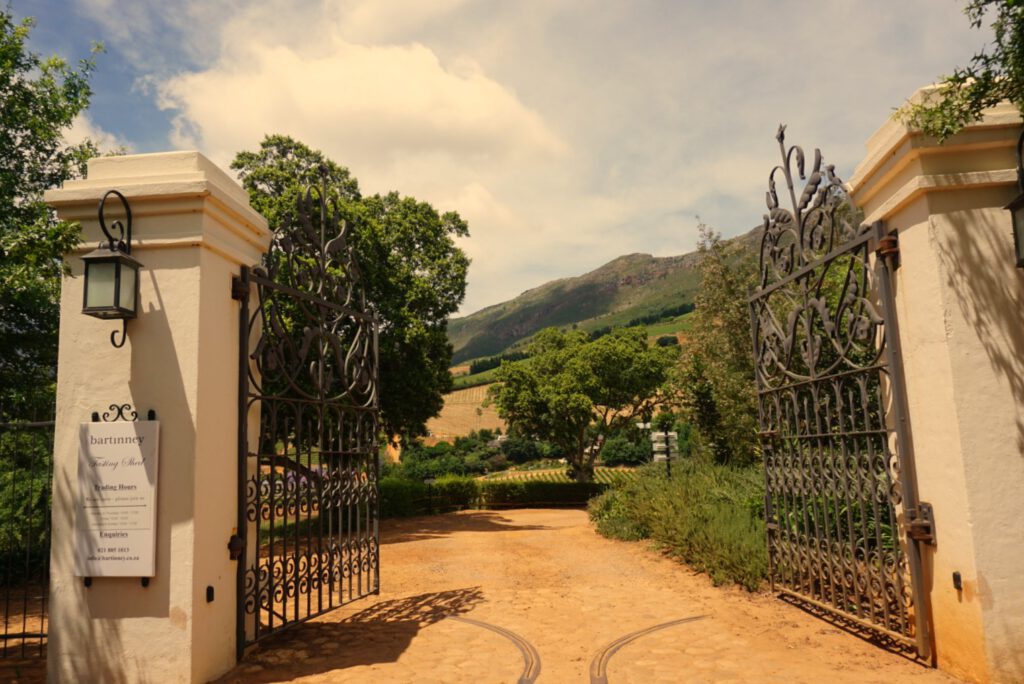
[{"left": 15, "top": 1, "right": 987, "bottom": 314}]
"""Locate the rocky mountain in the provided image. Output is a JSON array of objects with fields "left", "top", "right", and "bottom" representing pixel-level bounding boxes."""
[
  {"left": 448, "top": 227, "right": 761, "bottom": 364},
  {"left": 448, "top": 252, "right": 700, "bottom": 363}
]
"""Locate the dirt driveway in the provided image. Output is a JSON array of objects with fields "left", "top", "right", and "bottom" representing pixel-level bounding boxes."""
[{"left": 215, "top": 508, "right": 960, "bottom": 684}]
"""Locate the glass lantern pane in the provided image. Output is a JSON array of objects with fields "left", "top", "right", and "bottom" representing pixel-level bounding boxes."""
[
  {"left": 120, "top": 264, "right": 136, "bottom": 312},
  {"left": 85, "top": 262, "right": 116, "bottom": 309}
]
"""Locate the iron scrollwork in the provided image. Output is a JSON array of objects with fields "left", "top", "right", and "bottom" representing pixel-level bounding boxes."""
[
  {"left": 236, "top": 171, "right": 380, "bottom": 656},
  {"left": 98, "top": 403, "right": 138, "bottom": 422},
  {"left": 98, "top": 190, "right": 133, "bottom": 256},
  {"left": 750, "top": 128, "right": 922, "bottom": 651},
  {"left": 98, "top": 190, "right": 134, "bottom": 348},
  {"left": 247, "top": 176, "right": 378, "bottom": 407},
  {"left": 91, "top": 403, "right": 155, "bottom": 422}
]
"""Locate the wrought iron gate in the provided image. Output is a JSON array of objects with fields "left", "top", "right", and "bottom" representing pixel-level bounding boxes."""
[
  {"left": 233, "top": 180, "right": 380, "bottom": 657},
  {"left": 0, "top": 395, "right": 53, "bottom": 659},
  {"left": 749, "top": 127, "right": 933, "bottom": 657}
]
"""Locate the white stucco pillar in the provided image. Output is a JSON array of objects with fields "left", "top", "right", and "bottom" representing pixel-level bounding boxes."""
[
  {"left": 44, "top": 152, "right": 271, "bottom": 683},
  {"left": 849, "top": 87, "right": 1024, "bottom": 684}
]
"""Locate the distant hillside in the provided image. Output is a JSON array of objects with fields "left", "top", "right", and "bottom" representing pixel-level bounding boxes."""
[{"left": 448, "top": 228, "right": 760, "bottom": 363}]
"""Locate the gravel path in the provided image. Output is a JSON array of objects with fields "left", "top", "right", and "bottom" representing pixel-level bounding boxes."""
[{"left": 214, "top": 508, "right": 960, "bottom": 684}]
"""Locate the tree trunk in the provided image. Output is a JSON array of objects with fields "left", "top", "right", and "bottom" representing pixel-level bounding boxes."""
[
  {"left": 570, "top": 447, "right": 595, "bottom": 482},
  {"left": 572, "top": 463, "right": 595, "bottom": 483}
]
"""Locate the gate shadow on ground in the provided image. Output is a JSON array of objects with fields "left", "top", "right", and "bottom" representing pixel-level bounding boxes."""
[
  {"left": 0, "top": 656, "right": 46, "bottom": 684},
  {"left": 778, "top": 594, "right": 923, "bottom": 665},
  {"left": 215, "top": 587, "right": 485, "bottom": 683},
  {"left": 381, "top": 511, "right": 552, "bottom": 544}
]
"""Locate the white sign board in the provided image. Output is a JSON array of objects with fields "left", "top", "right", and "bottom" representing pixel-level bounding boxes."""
[{"left": 75, "top": 421, "right": 160, "bottom": 577}]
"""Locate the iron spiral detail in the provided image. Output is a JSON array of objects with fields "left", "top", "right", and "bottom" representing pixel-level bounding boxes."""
[
  {"left": 750, "top": 128, "right": 920, "bottom": 647},
  {"left": 236, "top": 173, "right": 380, "bottom": 655}
]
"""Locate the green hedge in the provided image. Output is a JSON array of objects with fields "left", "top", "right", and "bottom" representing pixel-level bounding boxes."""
[
  {"left": 433, "top": 474, "right": 478, "bottom": 509},
  {"left": 587, "top": 460, "right": 767, "bottom": 590},
  {"left": 379, "top": 475, "right": 608, "bottom": 517},
  {"left": 379, "top": 476, "right": 428, "bottom": 517},
  {"left": 479, "top": 480, "right": 605, "bottom": 507}
]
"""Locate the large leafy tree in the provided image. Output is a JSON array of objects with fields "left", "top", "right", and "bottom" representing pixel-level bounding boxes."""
[
  {"left": 232, "top": 135, "right": 470, "bottom": 441},
  {"left": 488, "top": 326, "right": 674, "bottom": 482},
  {"left": 674, "top": 224, "right": 759, "bottom": 466},
  {"left": 0, "top": 10, "right": 99, "bottom": 416},
  {"left": 899, "top": 1, "right": 1024, "bottom": 140}
]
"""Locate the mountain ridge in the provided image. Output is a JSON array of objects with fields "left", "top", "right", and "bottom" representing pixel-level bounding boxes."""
[{"left": 448, "top": 227, "right": 760, "bottom": 363}]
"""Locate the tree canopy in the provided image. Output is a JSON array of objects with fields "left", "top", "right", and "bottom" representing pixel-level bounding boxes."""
[
  {"left": 673, "top": 224, "right": 759, "bottom": 466},
  {"left": 0, "top": 10, "right": 99, "bottom": 415},
  {"left": 231, "top": 135, "right": 470, "bottom": 440},
  {"left": 488, "top": 326, "right": 674, "bottom": 481},
  {"left": 898, "top": 1, "right": 1024, "bottom": 140}
]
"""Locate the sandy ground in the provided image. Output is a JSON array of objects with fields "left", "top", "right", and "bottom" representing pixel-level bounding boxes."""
[{"left": 209, "top": 509, "right": 960, "bottom": 684}]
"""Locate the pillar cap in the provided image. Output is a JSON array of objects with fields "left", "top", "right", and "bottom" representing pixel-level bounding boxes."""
[
  {"left": 848, "top": 85, "right": 1022, "bottom": 224},
  {"left": 45, "top": 151, "right": 271, "bottom": 266}
]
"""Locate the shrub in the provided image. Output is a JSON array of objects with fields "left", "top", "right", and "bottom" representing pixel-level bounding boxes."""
[
  {"left": 379, "top": 476, "right": 428, "bottom": 517},
  {"left": 478, "top": 479, "right": 605, "bottom": 507},
  {"left": 431, "top": 475, "right": 478, "bottom": 510},
  {"left": 652, "top": 410, "right": 676, "bottom": 431},
  {"left": 469, "top": 351, "right": 528, "bottom": 375},
  {"left": 588, "top": 460, "right": 767, "bottom": 590},
  {"left": 588, "top": 489, "right": 649, "bottom": 541},
  {"left": 600, "top": 436, "right": 650, "bottom": 467},
  {"left": 520, "top": 480, "right": 604, "bottom": 505},
  {"left": 400, "top": 443, "right": 484, "bottom": 480},
  {"left": 398, "top": 430, "right": 506, "bottom": 480},
  {"left": 485, "top": 452, "right": 509, "bottom": 471},
  {"left": 379, "top": 472, "right": 610, "bottom": 518},
  {"left": 501, "top": 436, "right": 542, "bottom": 464},
  {"left": 0, "top": 425, "right": 52, "bottom": 581},
  {"left": 477, "top": 479, "right": 526, "bottom": 506}
]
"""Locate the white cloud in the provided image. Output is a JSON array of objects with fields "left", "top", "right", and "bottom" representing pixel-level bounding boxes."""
[
  {"left": 158, "top": 38, "right": 564, "bottom": 164},
  {"left": 85, "top": 0, "right": 986, "bottom": 314},
  {"left": 64, "top": 113, "right": 131, "bottom": 154}
]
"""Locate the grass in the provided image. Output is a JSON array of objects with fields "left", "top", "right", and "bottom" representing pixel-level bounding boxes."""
[
  {"left": 451, "top": 365, "right": 502, "bottom": 389},
  {"left": 588, "top": 460, "right": 768, "bottom": 590},
  {"left": 482, "top": 467, "right": 640, "bottom": 486},
  {"left": 645, "top": 312, "right": 695, "bottom": 338},
  {"left": 424, "top": 383, "right": 506, "bottom": 439}
]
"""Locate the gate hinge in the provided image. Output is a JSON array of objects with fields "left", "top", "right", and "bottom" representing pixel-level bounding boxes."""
[
  {"left": 907, "top": 501, "right": 935, "bottom": 545},
  {"left": 227, "top": 534, "right": 246, "bottom": 560},
  {"left": 876, "top": 232, "right": 900, "bottom": 270},
  {"left": 231, "top": 275, "right": 248, "bottom": 301}
]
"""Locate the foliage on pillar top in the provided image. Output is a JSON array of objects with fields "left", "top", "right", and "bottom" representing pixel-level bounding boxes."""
[{"left": 897, "top": 0, "right": 1024, "bottom": 141}]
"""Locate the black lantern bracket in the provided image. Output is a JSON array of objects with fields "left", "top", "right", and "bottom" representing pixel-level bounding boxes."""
[
  {"left": 81, "top": 190, "right": 142, "bottom": 348},
  {"left": 98, "top": 189, "right": 133, "bottom": 255}
]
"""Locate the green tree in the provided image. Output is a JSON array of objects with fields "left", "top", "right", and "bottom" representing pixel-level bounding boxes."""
[
  {"left": 488, "top": 326, "right": 673, "bottom": 482},
  {"left": 600, "top": 435, "right": 650, "bottom": 467},
  {"left": 0, "top": 10, "right": 99, "bottom": 415},
  {"left": 898, "top": 1, "right": 1024, "bottom": 140},
  {"left": 232, "top": 135, "right": 470, "bottom": 440},
  {"left": 675, "top": 224, "right": 759, "bottom": 466}
]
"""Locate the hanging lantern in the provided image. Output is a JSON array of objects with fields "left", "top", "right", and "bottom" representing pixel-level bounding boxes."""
[{"left": 81, "top": 190, "right": 142, "bottom": 347}]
